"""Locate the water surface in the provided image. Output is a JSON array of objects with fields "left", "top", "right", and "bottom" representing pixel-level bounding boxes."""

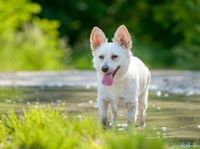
[{"left": 0, "top": 87, "right": 200, "bottom": 147}]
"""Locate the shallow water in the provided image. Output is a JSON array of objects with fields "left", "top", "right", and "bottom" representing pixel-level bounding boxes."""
[{"left": 0, "top": 87, "right": 200, "bottom": 147}]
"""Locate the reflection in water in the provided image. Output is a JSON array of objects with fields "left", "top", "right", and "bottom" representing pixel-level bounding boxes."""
[{"left": 0, "top": 87, "right": 200, "bottom": 147}]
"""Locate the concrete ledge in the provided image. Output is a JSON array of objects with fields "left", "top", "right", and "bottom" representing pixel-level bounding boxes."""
[{"left": 0, "top": 70, "right": 200, "bottom": 95}]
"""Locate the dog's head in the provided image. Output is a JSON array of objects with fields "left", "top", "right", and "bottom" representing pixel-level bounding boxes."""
[{"left": 90, "top": 25, "right": 133, "bottom": 86}]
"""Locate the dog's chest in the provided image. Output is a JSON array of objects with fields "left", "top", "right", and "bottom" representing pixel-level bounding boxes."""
[{"left": 110, "top": 82, "right": 137, "bottom": 103}]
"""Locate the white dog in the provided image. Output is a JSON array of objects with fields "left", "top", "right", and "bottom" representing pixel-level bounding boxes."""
[{"left": 90, "top": 25, "right": 150, "bottom": 128}]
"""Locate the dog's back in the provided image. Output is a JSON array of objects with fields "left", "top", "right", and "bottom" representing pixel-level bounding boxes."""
[{"left": 129, "top": 56, "right": 150, "bottom": 96}]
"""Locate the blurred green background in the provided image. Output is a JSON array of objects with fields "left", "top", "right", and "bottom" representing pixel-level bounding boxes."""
[{"left": 0, "top": 0, "right": 199, "bottom": 71}]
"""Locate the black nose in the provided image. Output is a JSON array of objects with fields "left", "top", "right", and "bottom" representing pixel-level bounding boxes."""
[{"left": 101, "top": 65, "right": 109, "bottom": 73}]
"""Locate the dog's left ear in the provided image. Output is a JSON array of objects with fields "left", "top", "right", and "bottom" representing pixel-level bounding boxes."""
[{"left": 113, "top": 25, "right": 132, "bottom": 50}]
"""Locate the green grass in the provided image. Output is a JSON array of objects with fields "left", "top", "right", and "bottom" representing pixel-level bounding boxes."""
[{"left": 0, "top": 108, "right": 165, "bottom": 149}]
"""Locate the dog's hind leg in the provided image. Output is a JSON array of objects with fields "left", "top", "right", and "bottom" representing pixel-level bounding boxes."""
[
  {"left": 127, "top": 99, "right": 138, "bottom": 128},
  {"left": 136, "top": 88, "right": 148, "bottom": 127}
]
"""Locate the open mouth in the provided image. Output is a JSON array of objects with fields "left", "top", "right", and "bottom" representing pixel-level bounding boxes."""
[{"left": 102, "top": 66, "right": 120, "bottom": 86}]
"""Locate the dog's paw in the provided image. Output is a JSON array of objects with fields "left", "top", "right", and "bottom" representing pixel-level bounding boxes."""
[{"left": 135, "top": 122, "right": 146, "bottom": 128}]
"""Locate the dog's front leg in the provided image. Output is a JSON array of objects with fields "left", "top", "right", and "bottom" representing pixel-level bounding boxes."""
[
  {"left": 127, "top": 99, "right": 138, "bottom": 129},
  {"left": 110, "top": 101, "right": 118, "bottom": 128},
  {"left": 98, "top": 99, "right": 109, "bottom": 128}
]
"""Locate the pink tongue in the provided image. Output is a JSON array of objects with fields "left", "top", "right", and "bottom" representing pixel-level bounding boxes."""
[{"left": 102, "top": 73, "right": 113, "bottom": 86}]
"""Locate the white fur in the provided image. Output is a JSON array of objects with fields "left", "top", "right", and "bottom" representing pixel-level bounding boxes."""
[{"left": 90, "top": 25, "right": 150, "bottom": 128}]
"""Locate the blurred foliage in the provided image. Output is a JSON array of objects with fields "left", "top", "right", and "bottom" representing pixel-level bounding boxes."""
[
  {"left": 0, "top": 0, "right": 70, "bottom": 71},
  {"left": 0, "top": 0, "right": 199, "bottom": 70},
  {"left": 32, "top": 0, "right": 200, "bottom": 70},
  {"left": 153, "top": 0, "right": 200, "bottom": 69},
  {"left": 0, "top": 108, "right": 165, "bottom": 149}
]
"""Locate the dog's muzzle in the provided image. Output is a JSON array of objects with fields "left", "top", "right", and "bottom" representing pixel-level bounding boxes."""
[
  {"left": 101, "top": 65, "right": 109, "bottom": 73},
  {"left": 101, "top": 66, "right": 120, "bottom": 86}
]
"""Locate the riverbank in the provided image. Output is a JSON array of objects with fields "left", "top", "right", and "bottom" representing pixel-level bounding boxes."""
[{"left": 0, "top": 70, "right": 199, "bottom": 95}]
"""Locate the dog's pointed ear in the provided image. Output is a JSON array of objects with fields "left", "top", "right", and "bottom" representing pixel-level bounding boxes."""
[
  {"left": 90, "top": 27, "right": 107, "bottom": 51},
  {"left": 113, "top": 25, "right": 132, "bottom": 50}
]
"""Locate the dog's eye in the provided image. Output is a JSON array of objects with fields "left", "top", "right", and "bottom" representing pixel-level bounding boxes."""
[
  {"left": 99, "top": 55, "right": 104, "bottom": 60},
  {"left": 111, "top": 55, "right": 118, "bottom": 60}
]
